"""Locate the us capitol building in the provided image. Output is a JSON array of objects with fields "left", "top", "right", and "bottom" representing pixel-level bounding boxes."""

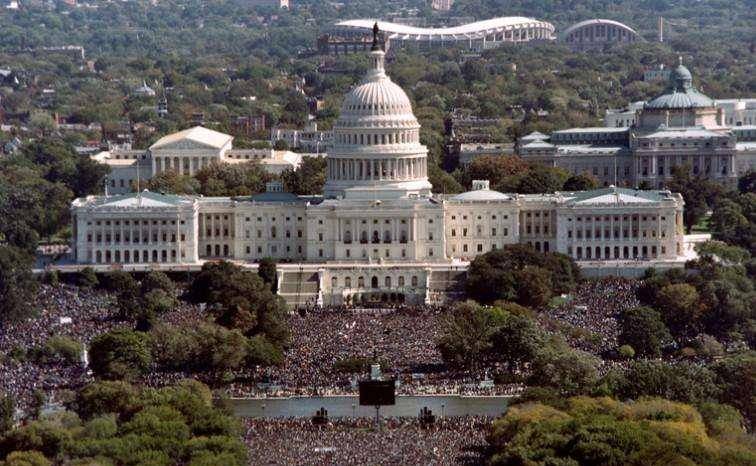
[{"left": 70, "top": 43, "right": 688, "bottom": 306}]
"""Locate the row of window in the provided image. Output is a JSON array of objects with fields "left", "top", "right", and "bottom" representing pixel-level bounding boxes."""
[
  {"left": 332, "top": 275, "right": 420, "bottom": 289},
  {"left": 449, "top": 214, "right": 509, "bottom": 221},
  {"left": 87, "top": 232, "right": 186, "bottom": 243},
  {"left": 567, "top": 229, "right": 666, "bottom": 239},
  {"left": 569, "top": 215, "right": 666, "bottom": 222},
  {"left": 89, "top": 219, "right": 184, "bottom": 226},
  {"left": 92, "top": 248, "right": 184, "bottom": 264},
  {"left": 450, "top": 227, "right": 509, "bottom": 237},
  {"left": 568, "top": 245, "right": 666, "bottom": 260}
]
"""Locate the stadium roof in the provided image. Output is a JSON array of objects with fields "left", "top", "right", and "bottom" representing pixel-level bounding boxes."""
[
  {"left": 335, "top": 17, "right": 555, "bottom": 41},
  {"left": 562, "top": 19, "right": 639, "bottom": 38}
]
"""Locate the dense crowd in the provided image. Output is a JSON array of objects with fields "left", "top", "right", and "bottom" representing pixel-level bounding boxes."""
[
  {"left": 224, "top": 305, "right": 521, "bottom": 398},
  {"left": 0, "top": 283, "right": 204, "bottom": 410},
  {"left": 0, "top": 284, "right": 122, "bottom": 408},
  {"left": 539, "top": 277, "right": 641, "bottom": 355},
  {"left": 1, "top": 278, "right": 638, "bottom": 410},
  {"left": 244, "top": 416, "right": 490, "bottom": 465}
]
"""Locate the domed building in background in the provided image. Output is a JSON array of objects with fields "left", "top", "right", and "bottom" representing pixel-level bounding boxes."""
[
  {"left": 69, "top": 30, "right": 689, "bottom": 307},
  {"left": 518, "top": 59, "right": 754, "bottom": 189}
]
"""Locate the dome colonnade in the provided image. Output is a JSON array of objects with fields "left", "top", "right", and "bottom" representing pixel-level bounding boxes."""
[{"left": 324, "top": 44, "right": 431, "bottom": 199}]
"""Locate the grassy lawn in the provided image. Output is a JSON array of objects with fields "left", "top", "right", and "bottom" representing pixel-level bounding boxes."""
[{"left": 691, "top": 214, "right": 711, "bottom": 233}]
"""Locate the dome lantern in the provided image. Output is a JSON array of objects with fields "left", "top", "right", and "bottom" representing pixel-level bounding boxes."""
[{"left": 324, "top": 26, "right": 432, "bottom": 200}]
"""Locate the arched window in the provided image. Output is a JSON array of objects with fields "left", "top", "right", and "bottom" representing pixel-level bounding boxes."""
[
  {"left": 384, "top": 276, "right": 391, "bottom": 288},
  {"left": 271, "top": 226, "right": 277, "bottom": 238},
  {"left": 343, "top": 230, "right": 352, "bottom": 244},
  {"left": 345, "top": 277, "right": 352, "bottom": 288},
  {"left": 372, "top": 231, "right": 380, "bottom": 244},
  {"left": 398, "top": 276, "right": 405, "bottom": 287},
  {"left": 360, "top": 231, "right": 368, "bottom": 244},
  {"left": 383, "top": 230, "right": 392, "bottom": 243},
  {"left": 371, "top": 276, "right": 379, "bottom": 288},
  {"left": 400, "top": 231, "right": 408, "bottom": 243},
  {"left": 411, "top": 275, "right": 418, "bottom": 287},
  {"left": 358, "top": 276, "right": 365, "bottom": 287},
  {"left": 331, "top": 277, "right": 337, "bottom": 288}
]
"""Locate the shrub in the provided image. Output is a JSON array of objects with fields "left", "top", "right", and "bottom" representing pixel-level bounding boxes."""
[
  {"left": 42, "top": 335, "right": 83, "bottom": 364},
  {"left": 77, "top": 268, "right": 99, "bottom": 288},
  {"left": 618, "top": 345, "right": 635, "bottom": 359}
]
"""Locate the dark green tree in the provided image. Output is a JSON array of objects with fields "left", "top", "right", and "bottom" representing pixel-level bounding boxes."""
[
  {"left": 89, "top": 329, "right": 152, "bottom": 381},
  {"left": 0, "top": 246, "right": 38, "bottom": 323},
  {"left": 618, "top": 307, "right": 671, "bottom": 358}
]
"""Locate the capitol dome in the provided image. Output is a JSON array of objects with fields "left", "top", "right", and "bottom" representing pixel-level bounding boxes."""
[{"left": 325, "top": 39, "right": 432, "bottom": 200}]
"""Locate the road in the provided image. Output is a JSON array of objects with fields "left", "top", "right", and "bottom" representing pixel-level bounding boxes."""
[{"left": 228, "top": 395, "right": 512, "bottom": 418}]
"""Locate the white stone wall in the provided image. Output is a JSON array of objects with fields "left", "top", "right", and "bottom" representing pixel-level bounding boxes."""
[
  {"left": 443, "top": 201, "right": 520, "bottom": 259},
  {"left": 72, "top": 206, "right": 198, "bottom": 265}
]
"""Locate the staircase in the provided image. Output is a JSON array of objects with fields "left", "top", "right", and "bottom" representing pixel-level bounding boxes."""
[
  {"left": 427, "top": 269, "right": 467, "bottom": 303},
  {"left": 277, "top": 270, "right": 320, "bottom": 308}
]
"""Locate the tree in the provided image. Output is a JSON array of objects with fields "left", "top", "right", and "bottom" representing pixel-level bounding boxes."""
[
  {"left": 608, "top": 360, "right": 720, "bottom": 405},
  {"left": 513, "top": 266, "right": 553, "bottom": 308},
  {"left": 563, "top": 172, "right": 599, "bottom": 191},
  {"left": 655, "top": 283, "right": 703, "bottom": 336},
  {"left": 0, "top": 393, "right": 15, "bottom": 435},
  {"left": 145, "top": 170, "right": 201, "bottom": 194},
  {"left": 528, "top": 345, "right": 599, "bottom": 395},
  {"left": 458, "top": 155, "right": 529, "bottom": 191},
  {"left": 711, "top": 352, "right": 756, "bottom": 425},
  {"left": 75, "top": 380, "right": 139, "bottom": 420},
  {"left": 516, "top": 164, "right": 569, "bottom": 194},
  {"left": 1, "top": 451, "right": 52, "bottom": 466},
  {"left": 667, "top": 164, "right": 719, "bottom": 233},
  {"left": 488, "top": 310, "right": 547, "bottom": 370},
  {"left": 141, "top": 271, "right": 175, "bottom": 295},
  {"left": 281, "top": 157, "right": 325, "bottom": 195},
  {"left": 487, "top": 397, "right": 755, "bottom": 466},
  {"left": 436, "top": 302, "right": 506, "bottom": 370},
  {"left": 189, "top": 261, "right": 288, "bottom": 345},
  {"left": 428, "top": 164, "right": 464, "bottom": 194},
  {"left": 618, "top": 307, "right": 671, "bottom": 358},
  {"left": 89, "top": 329, "right": 152, "bottom": 381},
  {"left": 12, "top": 380, "right": 248, "bottom": 465},
  {"left": 102, "top": 270, "right": 138, "bottom": 295},
  {"left": 710, "top": 198, "right": 751, "bottom": 248},
  {"left": 272, "top": 139, "right": 289, "bottom": 150},
  {"left": 257, "top": 257, "right": 277, "bottom": 291},
  {"left": 245, "top": 335, "right": 284, "bottom": 367},
  {"left": 0, "top": 246, "right": 38, "bottom": 323},
  {"left": 192, "top": 323, "right": 248, "bottom": 375},
  {"left": 77, "top": 267, "right": 99, "bottom": 289},
  {"left": 466, "top": 244, "right": 579, "bottom": 305},
  {"left": 40, "top": 335, "right": 83, "bottom": 365}
]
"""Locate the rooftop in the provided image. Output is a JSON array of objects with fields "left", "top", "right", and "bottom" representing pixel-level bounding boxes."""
[
  {"left": 561, "top": 187, "right": 675, "bottom": 205},
  {"left": 150, "top": 126, "right": 233, "bottom": 151},
  {"left": 335, "top": 17, "right": 554, "bottom": 41},
  {"left": 553, "top": 127, "right": 629, "bottom": 134},
  {"left": 77, "top": 191, "right": 193, "bottom": 209},
  {"left": 642, "top": 127, "right": 725, "bottom": 139}
]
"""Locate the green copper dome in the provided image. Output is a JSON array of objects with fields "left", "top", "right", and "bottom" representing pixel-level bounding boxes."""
[{"left": 645, "top": 59, "right": 714, "bottom": 110}]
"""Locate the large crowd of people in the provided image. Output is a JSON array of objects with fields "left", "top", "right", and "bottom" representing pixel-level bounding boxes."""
[
  {"left": 1, "top": 278, "right": 640, "bottom": 411},
  {"left": 539, "top": 277, "right": 640, "bottom": 355},
  {"left": 244, "top": 416, "right": 490, "bottom": 465},
  {"left": 0, "top": 284, "right": 122, "bottom": 409}
]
